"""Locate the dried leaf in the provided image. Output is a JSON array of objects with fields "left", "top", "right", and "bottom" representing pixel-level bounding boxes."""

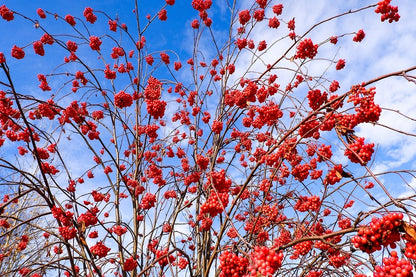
[
  {"left": 80, "top": 221, "right": 86, "bottom": 233},
  {"left": 335, "top": 124, "right": 357, "bottom": 143},
  {"left": 80, "top": 236, "right": 88, "bottom": 247},
  {"left": 403, "top": 222, "right": 416, "bottom": 242},
  {"left": 335, "top": 170, "right": 343, "bottom": 179}
]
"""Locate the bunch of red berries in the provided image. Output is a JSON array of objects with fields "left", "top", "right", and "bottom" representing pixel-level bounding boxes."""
[
  {"left": 404, "top": 241, "right": 416, "bottom": 260},
  {"left": 295, "top": 38, "right": 318, "bottom": 59},
  {"left": 375, "top": 0, "right": 400, "bottom": 23},
  {"left": 344, "top": 137, "right": 374, "bottom": 165},
  {"left": 351, "top": 212, "right": 403, "bottom": 253},
  {"left": 307, "top": 89, "right": 328, "bottom": 110},
  {"left": 155, "top": 248, "right": 175, "bottom": 267},
  {"left": 140, "top": 192, "right": 156, "bottom": 210},
  {"left": 218, "top": 250, "right": 249, "bottom": 277},
  {"left": 294, "top": 195, "right": 321, "bottom": 212},
  {"left": 374, "top": 251, "right": 413, "bottom": 277},
  {"left": 305, "top": 271, "right": 323, "bottom": 277},
  {"left": 177, "top": 257, "right": 189, "bottom": 270},
  {"left": 323, "top": 164, "right": 343, "bottom": 185},
  {"left": 291, "top": 240, "right": 313, "bottom": 259},
  {"left": 248, "top": 246, "right": 284, "bottom": 276},
  {"left": 90, "top": 241, "right": 111, "bottom": 258},
  {"left": 123, "top": 257, "right": 138, "bottom": 272},
  {"left": 328, "top": 251, "right": 350, "bottom": 268},
  {"left": 199, "top": 192, "right": 229, "bottom": 218}
]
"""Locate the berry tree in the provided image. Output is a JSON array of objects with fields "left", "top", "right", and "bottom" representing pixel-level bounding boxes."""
[
  {"left": 0, "top": 191, "right": 47, "bottom": 275},
  {"left": 1, "top": 0, "right": 416, "bottom": 276}
]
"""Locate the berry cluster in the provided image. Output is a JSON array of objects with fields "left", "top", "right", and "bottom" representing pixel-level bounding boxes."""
[
  {"left": 207, "top": 169, "right": 232, "bottom": 192},
  {"left": 18, "top": 268, "right": 30, "bottom": 276},
  {"left": 89, "top": 36, "right": 102, "bottom": 51},
  {"left": 351, "top": 212, "right": 403, "bottom": 253},
  {"left": 298, "top": 117, "right": 320, "bottom": 139},
  {"left": 353, "top": 29, "right": 366, "bottom": 42},
  {"left": 51, "top": 206, "right": 73, "bottom": 227},
  {"left": 196, "top": 154, "right": 210, "bottom": 170},
  {"left": 90, "top": 241, "right": 111, "bottom": 258},
  {"left": 218, "top": 250, "right": 249, "bottom": 277},
  {"left": 294, "top": 195, "right": 321, "bottom": 212},
  {"left": 295, "top": 38, "right": 318, "bottom": 59},
  {"left": 77, "top": 211, "right": 98, "bottom": 228},
  {"left": 140, "top": 192, "right": 157, "bottom": 210},
  {"left": 160, "top": 52, "right": 170, "bottom": 64},
  {"left": 146, "top": 99, "right": 167, "bottom": 119},
  {"left": 58, "top": 226, "right": 77, "bottom": 240},
  {"left": 374, "top": 251, "right": 413, "bottom": 277},
  {"left": 199, "top": 192, "right": 229, "bottom": 218},
  {"left": 338, "top": 217, "right": 352, "bottom": 229},
  {"left": 252, "top": 102, "right": 283, "bottom": 128},
  {"left": 29, "top": 99, "right": 60, "bottom": 120},
  {"left": 314, "top": 230, "right": 341, "bottom": 251},
  {"left": 123, "top": 257, "right": 138, "bottom": 271},
  {"left": 111, "top": 225, "right": 127, "bottom": 236},
  {"left": 37, "top": 74, "right": 51, "bottom": 91},
  {"left": 273, "top": 229, "right": 292, "bottom": 248},
  {"left": 323, "top": 164, "right": 343, "bottom": 185},
  {"left": 33, "top": 41, "right": 45, "bottom": 56},
  {"left": 104, "top": 64, "right": 116, "bottom": 79},
  {"left": 329, "top": 80, "right": 340, "bottom": 92},
  {"left": 211, "top": 120, "right": 223, "bottom": 134},
  {"left": 268, "top": 17, "right": 280, "bottom": 29},
  {"left": 144, "top": 125, "right": 160, "bottom": 139},
  {"left": 199, "top": 217, "right": 213, "bottom": 231},
  {"left": 328, "top": 251, "right": 350, "bottom": 268},
  {"left": 0, "top": 219, "right": 10, "bottom": 228},
  {"left": 58, "top": 100, "right": 88, "bottom": 125},
  {"left": 248, "top": 246, "right": 284, "bottom": 276},
  {"left": 348, "top": 85, "right": 382, "bottom": 125},
  {"left": 155, "top": 248, "right": 175, "bottom": 267},
  {"left": 0, "top": 5, "right": 14, "bottom": 21},
  {"left": 231, "top": 81, "right": 258, "bottom": 109},
  {"left": 144, "top": 77, "right": 167, "bottom": 119},
  {"left": 0, "top": 91, "right": 21, "bottom": 136},
  {"left": 307, "top": 89, "right": 327, "bottom": 110},
  {"left": 114, "top": 90, "right": 133, "bottom": 109},
  {"left": 83, "top": 7, "right": 97, "bottom": 23},
  {"left": 335, "top": 59, "right": 345, "bottom": 70},
  {"left": 110, "top": 46, "right": 124, "bottom": 59},
  {"left": 260, "top": 204, "right": 282, "bottom": 225},
  {"left": 305, "top": 271, "right": 323, "bottom": 277},
  {"left": 177, "top": 257, "right": 189, "bottom": 270},
  {"left": 404, "top": 241, "right": 416, "bottom": 260},
  {"left": 11, "top": 45, "right": 25, "bottom": 59},
  {"left": 238, "top": 10, "right": 251, "bottom": 25},
  {"left": 17, "top": 235, "right": 29, "bottom": 251},
  {"left": 344, "top": 137, "right": 374, "bottom": 165},
  {"left": 375, "top": 0, "right": 400, "bottom": 23},
  {"left": 291, "top": 240, "right": 313, "bottom": 259}
]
